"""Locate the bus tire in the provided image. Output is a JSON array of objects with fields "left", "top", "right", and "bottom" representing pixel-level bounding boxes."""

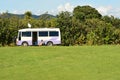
[
  {"left": 22, "top": 42, "right": 28, "bottom": 46},
  {"left": 47, "top": 41, "right": 53, "bottom": 46}
]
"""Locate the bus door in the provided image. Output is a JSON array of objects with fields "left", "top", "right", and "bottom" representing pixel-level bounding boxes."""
[{"left": 32, "top": 32, "right": 38, "bottom": 45}]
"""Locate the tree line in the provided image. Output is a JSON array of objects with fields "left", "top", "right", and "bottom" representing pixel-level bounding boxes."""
[{"left": 0, "top": 5, "right": 120, "bottom": 46}]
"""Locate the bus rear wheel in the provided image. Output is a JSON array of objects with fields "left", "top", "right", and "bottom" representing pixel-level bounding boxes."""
[
  {"left": 47, "top": 41, "right": 53, "bottom": 46},
  {"left": 22, "top": 42, "right": 28, "bottom": 46}
]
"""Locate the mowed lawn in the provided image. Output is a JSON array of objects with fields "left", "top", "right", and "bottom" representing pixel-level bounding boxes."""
[{"left": 0, "top": 46, "right": 120, "bottom": 80}]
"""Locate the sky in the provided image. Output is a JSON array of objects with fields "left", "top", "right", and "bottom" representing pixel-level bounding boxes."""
[{"left": 0, "top": 0, "right": 120, "bottom": 17}]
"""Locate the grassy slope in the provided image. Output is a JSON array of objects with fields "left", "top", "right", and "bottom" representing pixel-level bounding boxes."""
[{"left": 0, "top": 46, "right": 120, "bottom": 80}]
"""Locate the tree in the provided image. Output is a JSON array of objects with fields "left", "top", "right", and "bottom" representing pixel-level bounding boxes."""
[
  {"left": 24, "top": 11, "right": 32, "bottom": 19},
  {"left": 85, "top": 18, "right": 114, "bottom": 45},
  {"left": 102, "top": 16, "right": 120, "bottom": 28},
  {"left": 73, "top": 5, "right": 102, "bottom": 21},
  {"left": 57, "top": 11, "right": 73, "bottom": 45}
]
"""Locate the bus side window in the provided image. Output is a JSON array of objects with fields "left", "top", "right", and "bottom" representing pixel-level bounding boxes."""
[
  {"left": 49, "top": 31, "right": 59, "bottom": 36},
  {"left": 19, "top": 32, "right": 21, "bottom": 41}
]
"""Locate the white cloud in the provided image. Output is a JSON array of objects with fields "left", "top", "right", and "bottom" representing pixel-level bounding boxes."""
[
  {"left": 57, "top": 3, "right": 74, "bottom": 13},
  {"left": 109, "top": 8, "right": 120, "bottom": 18},
  {"left": 35, "top": 10, "right": 43, "bottom": 15},
  {"left": 12, "top": 10, "right": 25, "bottom": 14},
  {"left": 97, "top": 6, "right": 112, "bottom": 15},
  {"left": 97, "top": 6, "right": 120, "bottom": 18},
  {"left": 13, "top": 10, "right": 34, "bottom": 14},
  {"left": 49, "top": 10, "right": 57, "bottom": 16},
  {"left": 0, "top": 10, "right": 29, "bottom": 15}
]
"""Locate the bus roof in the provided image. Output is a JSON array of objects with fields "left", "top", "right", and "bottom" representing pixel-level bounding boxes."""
[{"left": 18, "top": 28, "right": 60, "bottom": 32}]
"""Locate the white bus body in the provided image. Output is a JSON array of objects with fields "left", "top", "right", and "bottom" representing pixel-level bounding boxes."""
[{"left": 16, "top": 28, "right": 61, "bottom": 46}]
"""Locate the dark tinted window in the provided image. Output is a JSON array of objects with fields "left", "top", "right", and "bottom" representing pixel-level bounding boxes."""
[
  {"left": 49, "top": 31, "right": 59, "bottom": 36},
  {"left": 22, "top": 32, "right": 31, "bottom": 37},
  {"left": 18, "top": 32, "right": 21, "bottom": 40},
  {"left": 19, "top": 32, "right": 21, "bottom": 37},
  {"left": 39, "top": 31, "right": 48, "bottom": 37}
]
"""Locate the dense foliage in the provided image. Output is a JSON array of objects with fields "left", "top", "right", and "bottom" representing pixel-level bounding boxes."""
[{"left": 0, "top": 5, "right": 120, "bottom": 46}]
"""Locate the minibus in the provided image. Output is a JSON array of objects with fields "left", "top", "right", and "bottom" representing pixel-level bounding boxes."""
[{"left": 16, "top": 28, "right": 61, "bottom": 46}]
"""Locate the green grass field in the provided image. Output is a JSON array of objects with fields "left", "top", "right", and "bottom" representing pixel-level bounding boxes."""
[{"left": 0, "top": 46, "right": 120, "bottom": 80}]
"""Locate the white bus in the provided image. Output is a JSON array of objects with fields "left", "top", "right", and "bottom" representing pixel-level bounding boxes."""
[{"left": 16, "top": 28, "right": 61, "bottom": 46}]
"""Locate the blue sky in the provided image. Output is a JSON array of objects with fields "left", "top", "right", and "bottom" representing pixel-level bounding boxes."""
[{"left": 0, "top": 0, "right": 120, "bottom": 17}]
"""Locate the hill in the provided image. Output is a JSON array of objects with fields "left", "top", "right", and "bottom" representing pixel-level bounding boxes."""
[{"left": 0, "top": 12, "right": 56, "bottom": 19}]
